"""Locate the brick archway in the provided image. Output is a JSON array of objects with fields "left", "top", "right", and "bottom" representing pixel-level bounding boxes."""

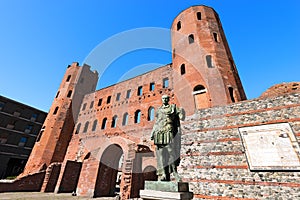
[{"left": 94, "top": 144, "right": 123, "bottom": 197}]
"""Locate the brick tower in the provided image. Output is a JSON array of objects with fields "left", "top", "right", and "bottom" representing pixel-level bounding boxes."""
[
  {"left": 21, "top": 62, "right": 98, "bottom": 176},
  {"left": 171, "top": 5, "right": 246, "bottom": 115}
]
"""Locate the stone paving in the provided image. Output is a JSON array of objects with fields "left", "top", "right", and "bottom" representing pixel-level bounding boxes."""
[{"left": 0, "top": 192, "right": 119, "bottom": 200}]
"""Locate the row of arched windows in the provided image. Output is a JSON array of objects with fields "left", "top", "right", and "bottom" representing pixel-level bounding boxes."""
[{"left": 75, "top": 107, "right": 155, "bottom": 134}]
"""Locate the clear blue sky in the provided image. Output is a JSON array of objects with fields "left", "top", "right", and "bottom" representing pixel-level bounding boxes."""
[{"left": 0, "top": 0, "right": 299, "bottom": 112}]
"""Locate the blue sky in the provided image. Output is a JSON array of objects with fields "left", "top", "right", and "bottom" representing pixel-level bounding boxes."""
[{"left": 0, "top": 0, "right": 299, "bottom": 112}]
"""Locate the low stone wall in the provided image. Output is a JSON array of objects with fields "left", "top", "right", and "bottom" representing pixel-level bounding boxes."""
[{"left": 179, "top": 93, "right": 300, "bottom": 199}]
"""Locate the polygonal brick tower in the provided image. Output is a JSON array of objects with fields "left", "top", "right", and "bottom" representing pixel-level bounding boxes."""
[
  {"left": 21, "top": 62, "right": 98, "bottom": 176},
  {"left": 171, "top": 5, "right": 246, "bottom": 115}
]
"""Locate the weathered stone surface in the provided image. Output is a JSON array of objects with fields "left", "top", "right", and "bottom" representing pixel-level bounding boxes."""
[
  {"left": 140, "top": 189, "right": 193, "bottom": 200},
  {"left": 144, "top": 181, "right": 189, "bottom": 192}
]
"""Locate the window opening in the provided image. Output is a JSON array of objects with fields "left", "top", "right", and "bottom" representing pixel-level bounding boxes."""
[
  {"left": 197, "top": 12, "right": 202, "bottom": 20},
  {"left": 180, "top": 64, "right": 186, "bottom": 75},
  {"left": 137, "top": 86, "right": 143, "bottom": 96},
  {"left": 92, "top": 120, "right": 98, "bottom": 131},
  {"left": 18, "top": 137, "right": 27, "bottom": 147},
  {"left": 163, "top": 78, "right": 169, "bottom": 88},
  {"left": 83, "top": 121, "right": 89, "bottom": 133},
  {"left": 148, "top": 107, "right": 155, "bottom": 121},
  {"left": 101, "top": 118, "right": 107, "bottom": 129},
  {"left": 67, "top": 90, "right": 72, "bottom": 98},
  {"left": 188, "top": 34, "right": 194, "bottom": 44},
  {"left": 90, "top": 101, "right": 94, "bottom": 109},
  {"left": 0, "top": 134, "right": 8, "bottom": 144},
  {"left": 213, "top": 32, "right": 218, "bottom": 42},
  {"left": 206, "top": 55, "right": 214, "bottom": 68},
  {"left": 116, "top": 93, "right": 121, "bottom": 101},
  {"left": 98, "top": 99, "right": 103, "bottom": 106},
  {"left": 66, "top": 75, "right": 71, "bottom": 82},
  {"left": 111, "top": 115, "right": 118, "bottom": 128},
  {"left": 107, "top": 96, "right": 111, "bottom": 104},
  {"left": 76, "top": 123, "right": 81, "bottom": 134},
  {"left": 150, "top": 82, "right": 155, "bottom": 91},
  {"left": 177, "top": 21, "right": 181, "bottom": 30},
  {"left": 0, "top": 102, "right": 5, "bottom": 110},
  {"left": 228, "top": 87, "right": 236, "bottom": 103},
  {"left": 134, "top": 110, "right": 141, "bottom": 124},
  {"left": 53, "top": 106, "right": 59, "bottom": 115},
  {"left": 126, "top": 90, "right": 131, "bottom": 99},
  {"left": 82, "top": 103, "right": 87, "bottom": 111},
  {"left": 122, "top": 113, "right": 129, "bottom": 126}
]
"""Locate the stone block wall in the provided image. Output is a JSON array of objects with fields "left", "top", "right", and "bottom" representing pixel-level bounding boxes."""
[{"left": 179, "top": 93, "right": 300, "bottom": 199}]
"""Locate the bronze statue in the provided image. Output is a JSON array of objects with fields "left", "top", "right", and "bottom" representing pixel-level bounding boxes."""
[{"left": 151, "top": 95, "right": 184, "bottom": 181}]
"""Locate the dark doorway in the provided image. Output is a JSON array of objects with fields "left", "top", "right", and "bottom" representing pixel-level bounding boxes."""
[
  {"left": 58, "top": 161, "right": 82, "bottom": 193},
  {"left": 94, "top": 144, "right": 123, "bottom": 197}
]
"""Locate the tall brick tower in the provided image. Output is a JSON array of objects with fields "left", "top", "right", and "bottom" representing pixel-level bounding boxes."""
[
  {"left": 22, "top": 62, "right": 98, "bottom": 176},
  {"left": 171, "top": 5, "right": 246, "bottom": 115}
]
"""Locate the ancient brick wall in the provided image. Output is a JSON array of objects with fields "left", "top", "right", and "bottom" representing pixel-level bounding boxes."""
[
  {"left": 0, "top": 171, "right": 45, "bottom": 192},
  {"left": 179, "top": 93, "right": 300, "bottom": 199}
]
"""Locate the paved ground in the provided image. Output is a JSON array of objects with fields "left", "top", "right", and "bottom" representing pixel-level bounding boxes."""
[{"left": 0, "top": 192, "right": 120, "bottom": 200}]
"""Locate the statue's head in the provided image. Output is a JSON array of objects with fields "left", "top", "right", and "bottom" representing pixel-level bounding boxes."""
[{"left": 161, "top": 95, "right": 170, "bottom": 105}]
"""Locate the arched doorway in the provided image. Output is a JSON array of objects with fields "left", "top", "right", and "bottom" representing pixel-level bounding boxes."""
[
  {"left": 193, "top": 85, "right": 209, "bottom": 110},
  {"left": 94, "top": 144, "right": 124, "bottom": 197},
  {"left": 143, "top": 165, "right": 157, "bottom": 182}
]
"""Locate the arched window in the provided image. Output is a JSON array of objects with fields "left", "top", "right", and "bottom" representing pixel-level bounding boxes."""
[
  {"left": 53, "top": 106, "right": 59, "bottom": 115},
  {"left": 122, "top": 113, "right": 128, "bottom": 126},
  {"left": 76, "top": 123, "right": 81, "bottom": 134},
  {"left": 90, "top": 101, "right": 94, "bottom": 109},
  {"left": 148, "top": 107, "right": 155, "bottom": 121},
  {"left": 180, "top": 64, "right": 186, "bottom": 75},
  {"left": 188, "top": 34, "right": 194, "bottom": 44},
  {"left": 67, "top": 90, "right": 72, "bottom": 98},
  {"left": 111, "top": 115, "right": 118, "bottom": 128},
  {"left": 197, "top": 12, "right": 202, "bottom": 20},
  {"left": 82, "top": 103, "right": 87, "bottom": 111},
  {"left": 101, "top": 118, "right": 107, "bottom": 130},
  {"left": 83, "top": 121, "right": 89, "bottom": 133},
  {"left": 134, "top": 110, "right": 141, "bottom": 124},
  {"left": 55, "top": 91, "right": 60, "bottom": 98},
  {"left": 228, "top": 87, "right": 236, "bottom": 103},
  {"left": 193, "top": 85, "right": 209, "bottom": 110},
  {"left": 66, "top": 75, "right": 71, "bottom": 82},
  {"left": 92, "top": 120, "right": 97, "bottom": 131},
  {"left": 177, "top": 21, "right": 181, "bottom": 30},
  {"left": 193, "top": 85, "right": 206, "bottom": 94}
]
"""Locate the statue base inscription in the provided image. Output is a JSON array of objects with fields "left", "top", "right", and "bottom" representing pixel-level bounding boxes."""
[{"left": 140, "top": 181, "right": 193, "bottom": 200}]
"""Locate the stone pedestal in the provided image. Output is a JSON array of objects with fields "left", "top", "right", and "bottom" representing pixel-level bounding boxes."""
[{"left": 140, "top": 181, "right": 193, "bottom": 200}]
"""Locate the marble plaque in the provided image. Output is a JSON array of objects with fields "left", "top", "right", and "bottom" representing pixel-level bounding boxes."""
[{"left": 239, "top": 123, "right": 300, "bottom": 171}]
